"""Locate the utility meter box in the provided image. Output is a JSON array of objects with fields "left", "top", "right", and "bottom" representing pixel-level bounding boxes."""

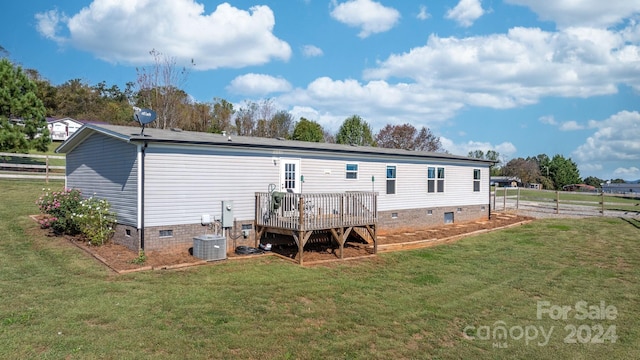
[{"left": 221, "top": 200, "right": 234, "bottom": 228}]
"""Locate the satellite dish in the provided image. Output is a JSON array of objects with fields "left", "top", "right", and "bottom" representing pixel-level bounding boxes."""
[{"left": 133, "top": 107, "right": 157, "bottom": 136}]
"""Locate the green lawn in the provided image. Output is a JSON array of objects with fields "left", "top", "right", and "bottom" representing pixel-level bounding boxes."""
[
  {"left": 495, "top": 188, "right": 640, "bottom": 212},
  {"left": 2, "top": 179, "right": 639, "bottom": 359}
]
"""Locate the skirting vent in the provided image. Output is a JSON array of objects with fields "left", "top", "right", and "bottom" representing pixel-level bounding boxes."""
[{"left": 193, "top": 235, "right": 227, "bottom": 261}]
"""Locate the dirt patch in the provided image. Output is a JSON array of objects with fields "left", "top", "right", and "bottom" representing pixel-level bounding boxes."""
[{"left": 32, "top": 212, "right": 532, "bottom": 272}]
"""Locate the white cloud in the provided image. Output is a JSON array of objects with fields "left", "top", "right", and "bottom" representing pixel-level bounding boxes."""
[
  {"left": 363, "top": 25, "right": 640, "bottom": 108},
  {"left": 330, "top": 0, "right": 401, "bottom": 38},
  {"left": 227, "top": 74, "right": 292, "bottom": 96},
  {"left": 559, "top": 120, "right": 584, "bottom": 131},
  {"left": 539, "top": 115, "right": 557, "bottom": 125},
  {"left": 445, "top": 0, "right": 485, "bottom": 27},
  {"left": 439, "top": 138, "right": 517, "bottom": 158},
  {"left": 505, "top": 0, "right": 640, "bottom": 28},
  {"left": 302, "top": 45, "right": 324, "bottom": 58},
  {"left": 278, "top": 77, "right": 465, "bottom": 131},
  {"left": 34, "top": 10, "right": 67, "bottom": 43},
  {"left": 35, "top": 0, "right": 291, "bottom": 70},
  {"left": 417, "top": 5, "right": 431, "bottom": 21},
  {"left": 613, "top": 166, "right": 640, "bottom": 178},
  {"left": 573, "top": 110, "right": 640, "bottom": 163}
]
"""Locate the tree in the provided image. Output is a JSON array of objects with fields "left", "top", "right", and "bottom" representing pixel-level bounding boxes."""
[
  {"left": 549, "top": 154, "right": 581, "bottom": 189},
  {"left": 55, "top": 79, "right": 101, "bottom": 119},
  {"left": 269, "top": 110, "right": 294, "bottom": 139},
  {"left": 0, "top": 59, "right": 50, "bottom": 152},
  {"left": 291, "top": 117, "right": 324, "bottom": 142},
  {"left": 135, "top": 49, "right": 193, "bottom": 129},
  {"left": 583, "top": 176, "right": 604, "bottom": 188},
  {"left": 25, "top": 68, "right": 58, "bottom": 117},
  {"left": 468, "top": 149, "right": 501, "bottom": 175},
  {"left": 336, "top": 115, "right": 375, "bottom": 146},
  {"left": 376, "top": 123, "right": 443, "bottom": 152},
  {"left": 209, "top": 98, "right": 234, "bottom": 134},
  {"left": 234, "top": 101, "right": 258, "bottom": 136},
  {"left": 502, "top": 157, "right": 541, "bottom": 185}
]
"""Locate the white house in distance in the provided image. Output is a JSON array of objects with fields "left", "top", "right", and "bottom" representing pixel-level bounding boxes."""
[
  {"left": 56, "top": 124, "right": 494, "bottom": 256},
  {"left": 47, "top": 117, "right": 85, "bottom": 141}
]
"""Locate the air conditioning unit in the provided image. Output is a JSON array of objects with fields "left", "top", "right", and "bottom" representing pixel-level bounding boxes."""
[{"left": 193, "top": 235, "right": 227, "bottom": 261}]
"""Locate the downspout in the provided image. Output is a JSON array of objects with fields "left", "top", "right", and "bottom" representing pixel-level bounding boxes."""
[{"left": 138, "top": 142, "right": 147, "bottom": 250}]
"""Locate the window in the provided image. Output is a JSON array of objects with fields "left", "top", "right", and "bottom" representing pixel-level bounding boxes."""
[
  {"left": 428, "top": 166, "right": 445, "bottom": 193},
  {"left": 437, "top": 167, "right": 445, "bottom": 192},
  {"left": 428, "top": 167, "right": 435, "bottom": 193},
  {"left": 386, "top": 166, "right": 396, "bottom": 194},
  {"left": 159, "top": 229, "right": 173, "bottom": 237},
  {"left": 346, "top": 163, "right": 358, "bottom": 179},
  {"left": 473, "top": 169, "right": 481, "bottom": 192},
  {"left": 284, "top": 163, "right": 296, "bottom": 190}
]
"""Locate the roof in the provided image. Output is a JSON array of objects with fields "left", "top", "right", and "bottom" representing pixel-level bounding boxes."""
[
  {"left": 56, "top": 123, "right": 493, "bottom": 165},
  {"left": 602, "top": 183, "right": 640, "bottom": 189},
  {"left": 46, "top": 117, "right": 108, "bottom": 125}
]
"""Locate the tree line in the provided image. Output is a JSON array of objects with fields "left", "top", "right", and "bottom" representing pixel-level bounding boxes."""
[
  {"left": 0, "top": 52, "right": 443, "bottom": 153},
  {"left": 2, "top": 52, "right": 618, "bottom": 189},
  {"left": 469, "top": 150, "right": 621, "bottom": 190}
]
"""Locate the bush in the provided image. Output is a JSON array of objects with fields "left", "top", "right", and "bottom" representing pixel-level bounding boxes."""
[
  {"left": 36, "top": 188, "right": 83, "bottom": 235},
  {"left": 36, "top": 188, "right": 117, "bottom": 245},
  {"left": 72, "top": 197, "right": 117, "bottom": 246}
]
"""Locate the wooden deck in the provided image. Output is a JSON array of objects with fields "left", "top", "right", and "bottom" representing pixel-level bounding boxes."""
[{"left": 255, "top": 191, "right": 378, "bottom": 264}]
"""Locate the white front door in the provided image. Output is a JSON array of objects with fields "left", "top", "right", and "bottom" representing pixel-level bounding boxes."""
[{"left": 280, "top": 159, "right": 301, "bottom": 193}]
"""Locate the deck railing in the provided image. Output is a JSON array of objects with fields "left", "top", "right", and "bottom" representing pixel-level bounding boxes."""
[{"left": 255, "top": 191, "right": 377, "bottom": 231}]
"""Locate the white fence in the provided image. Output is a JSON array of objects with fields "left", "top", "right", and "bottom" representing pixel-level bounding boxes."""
[{"left": 0, "top": 152, "right": 65, "bottom": 182}]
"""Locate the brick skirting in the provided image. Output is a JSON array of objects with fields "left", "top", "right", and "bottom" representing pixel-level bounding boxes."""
[{"left": 112, "top": 204, "right": 490, "bottom": 251}]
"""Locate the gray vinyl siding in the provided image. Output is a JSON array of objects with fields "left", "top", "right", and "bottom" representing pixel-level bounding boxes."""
[
  {"left": 65, "top": 133, "right": 138, "bottom": 226},
  {"left": 142, "top": 144, "right": 490, "bottom": 226},
  {"left": 143, "top": 144, "right": 277, "bottom": 226},
  {"left": 299, "top": 157, "right": 489, "bottom": 211}
]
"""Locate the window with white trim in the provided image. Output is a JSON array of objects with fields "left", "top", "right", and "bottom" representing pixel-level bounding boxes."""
[
  {"left": 437, "top": 167, "right": 445, "bottom": 192},
  {"left": 428, "top": 166, "right": 445, "bottom": 193},
  {"left": 386, "top": 165, "right": 396, "bottom": 194},
  {"left": 346, "top": 163, "right": 358, "bottom": 179},
  {"left": 428, "top": 167, "right": 435, "bottom": 193},
  {"left": 473, "top": 169, "right": 481, "bottom": 192}
]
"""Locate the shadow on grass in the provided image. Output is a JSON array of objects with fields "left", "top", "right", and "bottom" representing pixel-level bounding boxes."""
[{"left": 620, "top": 217, "right": 640, "bottom": 230}]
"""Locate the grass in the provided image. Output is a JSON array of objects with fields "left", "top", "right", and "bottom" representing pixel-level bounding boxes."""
[
  {"left": 2, "top": 179, "right": 639, "bottom": 359},
  {"left": 496, "top": 188, "right": 640, "bottom": 212},
  {"left": 1, "top": 143, "right": 65, "bottom": 175}
]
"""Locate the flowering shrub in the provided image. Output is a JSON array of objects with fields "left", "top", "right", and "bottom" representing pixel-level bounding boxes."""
[
  {"left": 36, "top": 188, "right": 83, "bottom": 235},
  {"left": 72, "top": 197, "right": 117, "bottom": 246},
  {"left": 36, "top": 188, "right": 117, "bottom": 245}
]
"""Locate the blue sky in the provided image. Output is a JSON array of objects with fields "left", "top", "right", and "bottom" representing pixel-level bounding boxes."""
[{"left": 2, "top": 0, "right": 639, "bottom": 180}]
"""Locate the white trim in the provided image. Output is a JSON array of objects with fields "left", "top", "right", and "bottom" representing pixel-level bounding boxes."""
[
  {"left": 345, "top": 162, "right": 359, "bottom": 180},
  {"left": 280, "top": 158, "right": 301, "bottom": 193},
  {"left": 137, "top": 144, "right": 143, "bottom": 229}
]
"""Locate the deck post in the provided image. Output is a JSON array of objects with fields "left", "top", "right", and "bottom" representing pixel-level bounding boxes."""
[
  {"left": 254, "top": 194, "right": 259, "bottom": 247},
  {"left": 298, "top": 196, "right": 305, "bottom": 265},
  {"left": 339, "top": 227, "right": 344, "bottom": 259}
]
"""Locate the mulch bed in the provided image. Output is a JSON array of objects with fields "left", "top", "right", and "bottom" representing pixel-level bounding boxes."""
[{"left": 33, "top": 213, "right": 533, "bottom": 272}]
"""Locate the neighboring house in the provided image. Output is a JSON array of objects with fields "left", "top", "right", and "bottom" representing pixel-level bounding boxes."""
[
  {"left": 490, "top": 176, "right": 522, "bottom": 188},
  {"left": 562, "top": 184, "right": 597, "bottom": 192},
  {"left": 602, "top": 183, "right": 640, "bottom": 194},
  {"left": 47, "top": 117, "right": 85, "bottom": 141},
  {"left": 56, "top": 124, "right": 494, "bottom": 253}
]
